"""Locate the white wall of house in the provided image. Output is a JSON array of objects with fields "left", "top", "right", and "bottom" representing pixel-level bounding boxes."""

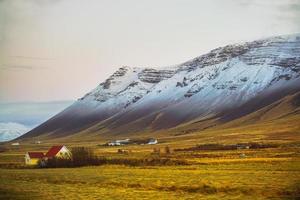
[
  {"left": 56, "top": 146, "right": 72, "bottom": 158},
  {"left": 25, "top": 153, "right": 30, "bottom": 164}
]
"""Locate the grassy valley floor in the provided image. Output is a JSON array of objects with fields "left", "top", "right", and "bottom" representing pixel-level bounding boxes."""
[
  {"left": 0, "top": 147, "right": 300, "bottom": 200},
  {"left": 1, "top": 115, "right": 300, "bottom": 199}
]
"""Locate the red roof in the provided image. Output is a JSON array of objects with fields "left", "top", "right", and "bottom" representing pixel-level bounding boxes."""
[
  {"left": 45, "top": 145, "right": 64, "bottom": 157},
  {"left": 27, "top": 152, "right": 44, "bottom": 159}
]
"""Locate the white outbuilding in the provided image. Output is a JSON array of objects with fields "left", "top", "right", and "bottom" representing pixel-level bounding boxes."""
[{"left": 148, "top": 139, "right": 158, "bottom": 145}]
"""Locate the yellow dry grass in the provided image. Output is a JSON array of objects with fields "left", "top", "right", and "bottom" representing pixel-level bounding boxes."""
[
  {"left": 1, "top": 143, "right": 300, "bottom": 200},
  {"left": 0, "top": 160, "right": 300, "bottom": 200},
  {"left": 0, "top": 114, "right": 300, "bottom": 199}
]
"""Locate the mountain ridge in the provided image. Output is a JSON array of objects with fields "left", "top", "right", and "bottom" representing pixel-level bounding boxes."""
[{"left": 18, "top": 34, "right": 300, "bottom": 141}]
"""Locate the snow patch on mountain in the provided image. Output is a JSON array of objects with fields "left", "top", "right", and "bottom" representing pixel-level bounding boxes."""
[
  {"left": 73, "top": 33, "right": 300, "bottom": 127},
  {"left": 80, "top": 34, "right": 300, "bottom": 111},
  {"left": 0, "top": 122, "right": 32, "bottom": 142}
]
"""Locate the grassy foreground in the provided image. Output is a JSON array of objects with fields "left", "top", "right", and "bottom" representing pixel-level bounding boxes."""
[
  {"left": 1, "top": 115, "right": 300, "bottom": 199},
  {"left": 0, "top": 162, "right": 300, "bottom": 200},
  {"left": 0, "top": 149, "right": 300, "bottom": 200}
]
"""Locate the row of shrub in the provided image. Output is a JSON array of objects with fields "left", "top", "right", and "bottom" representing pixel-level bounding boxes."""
[
  {"left": 174, "top": 143, "right": 279, "bottom": 152},
  {"left": 41, "top": 147, "right": 188, "bottom": 168},
  {"left": 247, "top": 143, "right": 279, "bottom": 149}
]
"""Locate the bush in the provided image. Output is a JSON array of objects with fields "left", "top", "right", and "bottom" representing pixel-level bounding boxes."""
[
  {"left": 174, "top": 143, "right": 279, "bottom": 152},
  {"left": 43, "top": 157, "right": 72, "bottom": 168},
  {"left": 165, "top": 146, "right": 171, "bottom": 154},
  {"left": 152, "top": 148, "right": 160, "bottom": 155},
  {"left": 71, "top": 147, "right": 99, "bottom": 166}
]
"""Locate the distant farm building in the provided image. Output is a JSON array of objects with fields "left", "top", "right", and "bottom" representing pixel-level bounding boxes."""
[
  {"left": 11, "top": 142, "right": 20, "bottom": 146},
  {"left": 24, "top": 145, "right": 71, "bottom": 165},
  {"left": 108, "top": 139, "right": 130, "bottom": 146},
  {"left": 108, "top": 142, "right": 121, "bottom": 146},
  {"left": 148, "top": 138, "right": 158, "bottom": 145},
  {"left": 107, "top": 138, "right": 158, "bottom": 146}
]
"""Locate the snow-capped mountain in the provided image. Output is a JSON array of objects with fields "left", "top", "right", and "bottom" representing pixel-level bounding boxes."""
[
  {"left": 20, "top": 34, "right": 300, "bottom": 140},
  {"left": 0, "top": 122, "right": 31, "bottom": 142}
]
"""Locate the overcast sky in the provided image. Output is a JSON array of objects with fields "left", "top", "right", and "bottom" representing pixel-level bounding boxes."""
[{"left": 1, "top": 0, "right": 300, "bottom": 102}]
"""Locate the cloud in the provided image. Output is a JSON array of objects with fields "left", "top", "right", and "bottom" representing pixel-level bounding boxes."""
[
  {"left": 1, "top": 0, "right": 299, "bottom": 102},
  {"left": 0, "top": 64, "right": 48, "bottom": 70},
  {"left": 0, "top": 100, "right": 73, "bottom": 126},
  {"left": 9, "top": 56, "right": 55, "bottom": 61},
  {"left": 236, "top": 0, "right": 300, "bottom": 23}
]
